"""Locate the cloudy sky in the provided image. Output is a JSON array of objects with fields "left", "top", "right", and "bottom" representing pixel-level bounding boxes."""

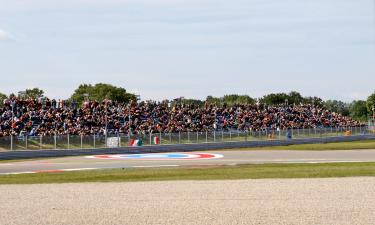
[{"left": 0, "top": 0, "right": 374, "bottom": 101}]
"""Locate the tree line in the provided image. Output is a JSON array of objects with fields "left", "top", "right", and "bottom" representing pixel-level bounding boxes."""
[{"left": 0, "top": 84, "right": 374, "bottom": 122}]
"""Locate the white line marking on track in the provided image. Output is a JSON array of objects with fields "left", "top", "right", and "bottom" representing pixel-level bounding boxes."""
[{"left": 0, "top": 168, "right": 97, "bottom": 175}]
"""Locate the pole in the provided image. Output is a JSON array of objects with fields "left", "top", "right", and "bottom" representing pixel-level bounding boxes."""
[
  {"left": 93, "top": 134, "right": 96, "bottom": 148},
  {"left": 105, "top": 102, "right": 108, "bottom": 148},
  {"left": 11, "top": 103, "right": 14, "bottom": 150},
  {"left": 67, "top": 134, "right": 70, "bottom": 149},
  {"left": 128, "top": 104, "right": 131, "bottom": 135}
]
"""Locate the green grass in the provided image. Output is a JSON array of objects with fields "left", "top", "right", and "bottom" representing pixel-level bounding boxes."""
[
  {"left": 2, "top": 162, "right": 375, "bottom": 184},
  {"left": 239, "top": 140, "right": 375, "bottom": 151}
]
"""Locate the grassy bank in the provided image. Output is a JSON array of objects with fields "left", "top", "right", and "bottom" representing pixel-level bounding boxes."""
[
  {"left": 2, "top": 162, "right": 375, "bottom": 184},
  {"left": 241, "top": 140, "right": 375, "bottom": 151}
]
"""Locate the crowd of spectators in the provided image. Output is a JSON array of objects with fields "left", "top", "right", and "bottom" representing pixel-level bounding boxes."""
[{"left": 0, "top": 97, "right": 362, "bottom": 137}]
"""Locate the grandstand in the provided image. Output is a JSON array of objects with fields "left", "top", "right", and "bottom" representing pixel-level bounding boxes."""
[{"left": 0, "top": 96, "right": 362, "bottom": 138}]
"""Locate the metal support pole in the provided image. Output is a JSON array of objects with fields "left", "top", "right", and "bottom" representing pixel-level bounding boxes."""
[
  {"left": 25, "top": 135, "right": 28, "bottom": 150},
  {"left": 80, "top": 134, "right": 83, "bottom": 149},
  {"left": 93, "top": 134, "right": 96, "bottom": 148},
  {"left": 214, "top": 131, "right": 216, "bottom": 143},
  {"left": 159, "top": 132, "right": 162, "bottom": 145},
  {"left": 188, "top": 131, "right": 190, "bottom": 143},
  {"left": 54, "top": 135, "right": 57, "bottom": 150},
  {"left": 197, "top": 131, "right": 199, "bottom": 143},
  {"left": 169, "top": 133, "right": 171, "bottom": 144},
  {"left": 149, "top": 133, "right": 152, "bottom": 145},
  {"left": 10, "top": 135, "right": 13, "bottom": 151},
  {"left": 222, "top": 131, "right": 224, "bottom": 142},
  {"left": 229, "top": 130, "right": 232, "bottom": 141},
  {"left": 39, "top": 135, "right": 42, "bottom": 149},
  {"left": 118, "top": 133, "right": 121, "bottom": 148},
  {"left": 179, "top": 132, "right": 181, "bottom": 144},
  {"left": 11, "top": 104, "right": 14, "bottom": 151},
  {"left": 67, "top": 134, "right": 70, "bottom": 149},
  {"left": 205, "top": 131, "right": 208, "bottom": 143}
]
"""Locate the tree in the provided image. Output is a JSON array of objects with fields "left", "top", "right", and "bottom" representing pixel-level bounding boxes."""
[
  {"left": 303, "top": 96, "right": 324, "bottom": 106},
  {"left": 70, "top": 83, "right": 136, "bottom": 104},
  {"left": 259, "top": 93, "right": 289, "bottom": 105},
  {"left": 367, "top": 92, "right": 375, "bottom": 116},
  {"left": 22, "top": 88, "right": 45, "bottom": 99},
  {"left": 349, "top": 100, "right": 368, "bottom": 121},
  {"left": 0, "top": 92, "right": 7, "bottom": 107},
  {"left": 222, "top": 94, "right": 256, "bottom": 105},
  {"left": 324, "top": 100, "right": 350, "bottom": 116},
  {"left": 287, "top": 91, "right": 304, "bottom": 105},
  {"left": 206, "top": 96, "right": 222, "bottom": 105},
  {"left": 205, "top": 94, "right": 256, "bottom": 106}
]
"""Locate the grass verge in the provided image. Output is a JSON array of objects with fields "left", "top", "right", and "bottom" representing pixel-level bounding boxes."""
[
  {"left": 1, "top": 162, "right": 375, "bottom": 184},
  {"left": 239, "top": 140, "right": 375, "bottom": 151}
]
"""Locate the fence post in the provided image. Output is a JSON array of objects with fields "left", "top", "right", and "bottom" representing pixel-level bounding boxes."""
[
  {"left": 80, "top": 134, "right": 83, "bottom": 149},
  {"left": 10, "top": 135, "right": 13, "bottom": 151},
  {"left": 149, "top": 133, "right": 152, "bottom": 146},
  {"left": 169, "top": 133, "right": 172, "bottom": 144},
  {"left": 159, "top": 132, "right": 162, "bottom": 145},
  {"left": 197, "top": 131, "right": 199, "bottom": 143},
  {"left": 214, "top": 131, "right": 216, "bottom": 142},
  {"left": 188, "top": 131, "right": 190, "bottom": 143},
  {"left": 54, "top": 135, "right": 57, "bottom": 150},
  {"left": 179, "top": 132, "right": 181, "bottom": 144},
  {"left": 93, "top": 134, "right": 96, "bottom": 148},
  {"left": 118, "top": 133, "right": 121, "bottom": 148},
  {"left": 67, "top": 134, "right": 70, "bottom": 149},
  {"left": 222, "top": 131, "right": 224, "bottom": 142},
  {"left": 205, "top": 131, "right": 208, "bottom": 143},
  {"left": 229, "top": 130, "right": 232, "bottom": 141},
  {"left": 25, "top": 135, "right": 28, "bottom": 150},
  {"left": 39, "top": 135, "right": 42, "bottom": 149}
]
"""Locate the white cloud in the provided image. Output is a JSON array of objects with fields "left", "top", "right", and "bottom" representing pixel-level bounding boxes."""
[{"left": 0, "top": 29, "right": 11, "bottom": 41}]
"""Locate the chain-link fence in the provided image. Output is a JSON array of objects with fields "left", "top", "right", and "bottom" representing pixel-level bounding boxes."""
[{"left": 0, "top": 126, "right": 372, "bottom": 151}]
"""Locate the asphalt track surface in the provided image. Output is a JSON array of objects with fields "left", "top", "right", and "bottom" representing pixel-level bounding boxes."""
[{"left": 2, "top": 149, "right": 375, "bottom": 175}]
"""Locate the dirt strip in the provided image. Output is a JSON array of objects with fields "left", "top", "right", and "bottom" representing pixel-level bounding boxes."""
[{"left": 1, "top": 178, "right": 374, "bottom": 225}]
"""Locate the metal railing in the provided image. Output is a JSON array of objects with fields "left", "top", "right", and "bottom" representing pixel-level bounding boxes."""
[{"left": 0, "top": 126, "right": 373, "bottom": 151}]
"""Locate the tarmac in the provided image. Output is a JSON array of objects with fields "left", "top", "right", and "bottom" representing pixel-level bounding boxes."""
[{"left": 1, "top": 149, "right": 375, "bottom": 174}]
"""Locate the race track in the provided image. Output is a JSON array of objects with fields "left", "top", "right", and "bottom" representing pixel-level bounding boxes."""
[{"left": 2, "top": 149, "right": 375, "bottom": 175}]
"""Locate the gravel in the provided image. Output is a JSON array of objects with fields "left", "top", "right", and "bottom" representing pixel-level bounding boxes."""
[{"left": 1, "top": 178, "right": 375, "bottom": 225}]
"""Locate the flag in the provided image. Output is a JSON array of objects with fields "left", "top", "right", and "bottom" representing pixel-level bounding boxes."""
[
  {"left": 129, "top": 139, "right": 143, "bottom": 147},
  {"left": 153, "top": 136, "right": 159, "bottom": 145}
]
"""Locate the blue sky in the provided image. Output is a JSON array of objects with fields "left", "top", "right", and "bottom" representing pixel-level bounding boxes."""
[{"left": 0, "top": 0, "right": 374, "bottom": 101}]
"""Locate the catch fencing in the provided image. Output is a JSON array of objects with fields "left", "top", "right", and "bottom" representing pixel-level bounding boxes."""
[{"left": 0, "top": 126, "right": 373, "bottom": 151}]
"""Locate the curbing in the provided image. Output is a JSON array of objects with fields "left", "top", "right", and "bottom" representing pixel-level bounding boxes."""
[{"left": 0, "top": 135, "right": 374, "bottom": 160}]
